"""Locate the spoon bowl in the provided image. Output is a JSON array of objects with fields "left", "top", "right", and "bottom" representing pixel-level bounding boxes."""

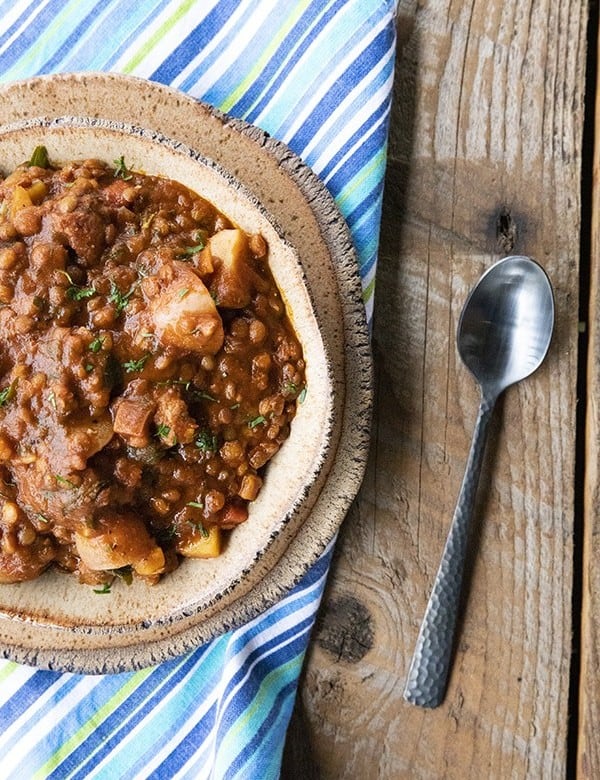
[
  {"left": 404, "top": 255, "right": 554, "bottom": 708},
  {"left": 458, "top": 256, "right": 555, "bottom": 396}
]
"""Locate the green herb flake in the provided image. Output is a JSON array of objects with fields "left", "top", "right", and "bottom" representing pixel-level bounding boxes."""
[
  {"left": 108, "top": 280, "right": 135, "bottom": 313},
  {"left": 113, "top": 155, "right": 133, "bottom": 181},
  {"left": 0, "top": 385, "right": 14, "bottom": 407},
  {"left": 36, "top": 513, "right": 50, "bottom": 524},
  {"left": 55, "top": 475, "right": 77, "bottom": 490},
  {"left": 188, "top": 519, "right": 210, "bottom": 538},
  {"left": 186, "top": 501, "right": 204, "bottom": 509},
  {"left": 155, "top": 423, "right": 171, "bottom": 439},
  {"left": 188, "top": 388, "right": 216, "bottom": 403},
  {"left": 58, "top": 270, "right": 95, "bottom": 302},
  {"left": 88, "top": 336, "right": 105, "bottom": 353},
  {"left": 122, "top": 353, "right": 150, "bottom": 373},
  {"left": 248, "top": 415, "right": 267, "bottom": 429},
  {"left": 177, "top": 287, "right": 190, "bottom": 300},
  {"left": 180, "top": 242, "right": 205, "bottom": 257},
  {"left": 67, "top": 285, "right": 95, "bottom": 302},
  {"left": 283, "top": 382, "right": 307, "bottom": 402},
  {"left": 155, "top": 379, "right": 175, "bottom": 389},
  {"left": 195, "top": 430, "right": 218, "bottom": 452},
  {"left": 28, "top": 145, "right": 50, "bottom": 169},
  {"left": 85, "top": 364, "right": 94, "bottom": 373},
  {"left": 68, "top": 287, "right": 94, "bottom": 302},
  {"left": 93, "top": 582, "right": 112, "bottom": 594}
]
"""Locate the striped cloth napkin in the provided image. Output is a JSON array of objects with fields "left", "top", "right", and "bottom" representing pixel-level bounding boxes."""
[{"left": 0, "top": 1, "right": 397, "bottom": 777}]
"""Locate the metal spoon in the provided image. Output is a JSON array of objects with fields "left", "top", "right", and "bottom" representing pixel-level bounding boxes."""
[{"left": 403, "top": 255, "right": 555, "bottom": 708}]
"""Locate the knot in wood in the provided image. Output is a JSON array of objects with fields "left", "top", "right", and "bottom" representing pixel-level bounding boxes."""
[
  {"left": 496, "top": 207, "right": 517, "bottom": 253},
  {"left": 315, "top": 593, "right": 374, "bottom": 663}
]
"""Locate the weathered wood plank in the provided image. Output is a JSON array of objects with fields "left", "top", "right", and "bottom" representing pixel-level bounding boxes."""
[
  {"left": 284, "top": 1, "right": 586, "bottom": 777},
  {"left": 579, "top": 11, "right": 600, "bottom": 778}
]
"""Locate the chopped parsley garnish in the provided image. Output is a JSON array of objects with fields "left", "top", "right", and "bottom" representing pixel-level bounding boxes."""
[
  {"left": 179, "top": 242, "right": 205, "bottom": 257},
  {"left": 108, "top": 280, "right": 135, "bottom": 313},
  {"left": 93, "top": 582, "right": 112, "bottom": 594},
  {"left": 0, "top": 385, "right": 14, "bottom": 407},
  {"left": 58, "top": 270, "right": 96, "bottom": 302},
  {"left": 28, "top": 145, "right": 50, "bottom": 168},
  {"left": 188, "top": 519, "right": 210, "bottom": 538},
  {"left": 156, "top": 378, "right": 191, "bottom": 390},
  {"left": 88, "top": 336, "right": 105, "bottom": 353},
  {"left": 177, "top": 288, "right": 190, "bottom": 300},
  {"left": 113, "top": 155, "right": 133, "bottom": 181},
  {"left": 155, "top": 380, "right": 216, "bottom": 404},
  {"left": 67, "top": 285, "right": 95, "bottom": 302},
  {"left": 85, "top": 364, "right": 94, "bottom": 373},
  {"left": 248, "top": 415, "right": 267, "bottom": 429},
  {"left": 188, "top": 388, "right": 216, "bottom": 403},
  {"left": 186, "top": 501, "right": 204, "bottom": 509},
  {"left": 155, "top": 423, "right": 172, "bottom": 440},
  {"left": 283, "top": 382, "right": 307, "bottom": 403},
  {"left": 195, "top": 430, "right": 218, "bottom": 452},
  {"left": 55, "top": 475, "right": 77, "bottom": 489},
  {"left": 122, "top": 353, "right": 150, "bottom": 373}
]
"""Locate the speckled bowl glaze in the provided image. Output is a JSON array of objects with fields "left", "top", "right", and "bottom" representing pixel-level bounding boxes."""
[{"left": 0, "top": 73, "right": 372, "bottom": 673}]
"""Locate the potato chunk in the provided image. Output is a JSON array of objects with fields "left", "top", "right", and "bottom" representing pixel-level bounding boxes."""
[
  {"left": 150, "top": 261, "right": 224, "bottom": 354},
  {"left": 177, "top": 525, "right": 221, "bottom": 558},
  {"left": 10, "top": 184, "right": 33, "bottom": 217},
  {"left": 75, "top": 512, "right": 165, "bottom": 576},
  {"left": 209, "top": 229, "right": 253, "bottom": 308}
]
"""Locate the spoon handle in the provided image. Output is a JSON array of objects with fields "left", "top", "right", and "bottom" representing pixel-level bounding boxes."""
[{"left": 403, "top": 394, "right": 496, "bottom": 708}]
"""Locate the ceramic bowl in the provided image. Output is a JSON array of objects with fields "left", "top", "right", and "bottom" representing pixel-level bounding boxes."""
[{"left": 0, "top": 73, "right": 372, "bottom": 673}]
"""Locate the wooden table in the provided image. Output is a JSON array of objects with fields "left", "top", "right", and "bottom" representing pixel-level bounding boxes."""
[{"left": 281, "top": 1, "right": 596, "bottom": 777}]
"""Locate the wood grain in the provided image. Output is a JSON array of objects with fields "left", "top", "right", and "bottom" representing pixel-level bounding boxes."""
[
  {"left": 283, "top": 0, "right": 586, "bottom": 777},
  {"left": 580, "top": 10, "right": 600, "bottom": 778}
]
